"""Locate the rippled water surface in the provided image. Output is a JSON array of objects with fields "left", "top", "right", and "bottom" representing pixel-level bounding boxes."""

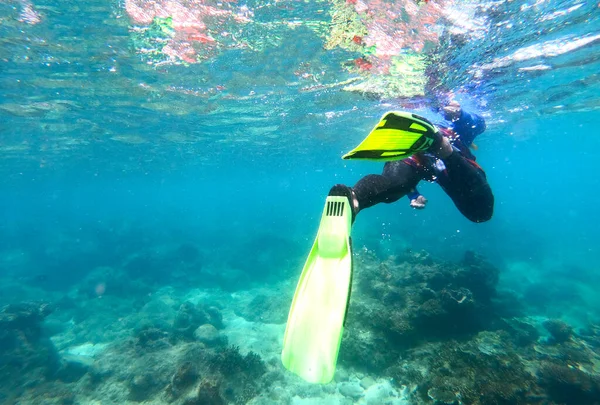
[{"left": 2, "top": 0, "right": 597, "bottom": 172}]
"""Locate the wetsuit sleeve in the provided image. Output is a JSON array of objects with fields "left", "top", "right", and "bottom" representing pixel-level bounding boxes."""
[{"left": 451, "top": 110, "right": 486, "bottom": 146}]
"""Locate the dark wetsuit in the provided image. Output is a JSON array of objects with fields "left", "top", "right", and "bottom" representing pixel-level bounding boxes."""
[{"left": 352, "top": 110, "right": 494, "bottom": 223}]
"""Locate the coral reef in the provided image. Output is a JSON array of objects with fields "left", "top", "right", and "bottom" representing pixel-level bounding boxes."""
[
  {"left": 208, "top": 345, "right": 266, "bottom": 379},
  {"left": 543, "top": 318, "right": 574, "bottom": 344},
  {"left": 173, "top": 301, "right": 224, "bottom": 341},
  {"left": 134, "top": 325, "right": 171, "bottom": 349},
  {"left": 186, "top": 379, "right": 226, "bottom": 405},
  {"left": 0, "top": 301, "right": 92, "bottom": 404},
  {"left": 412, "top": 338, "right": 536, "bottom": 404},
  {"left": 166, "top": 361, "right": 200, "bottom": 399},
  {"left": 3, "top": 244, "right": 600, "bottom": 405},
  {"left": 92, "top": 333, "right": 266, "bottom": 404},
  {"left": 0, "top": 302, "right": 59, "bottom": 393},
  {"left": 194, "top": 324, "right": 225, "bottom": 347},
  {"left": 538, "top": 362, "right": 600, "bottom": 404},
  {"left": 340, "top": 249, "right": 600, "bottom": 404},
  {"left": 233, "top": 293, "right": 289, "bottom": 324},
  {"left": 85, "top": 300, "right": 266, "bottom": 404},
  {"left": 343, "top": 248, "right": 502, "bottom": 370}
]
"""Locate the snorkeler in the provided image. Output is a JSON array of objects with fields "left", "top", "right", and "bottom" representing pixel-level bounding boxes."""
[
  {"left": 281, "top": 104, "right": 494, "bottom": 384},
  {"left": 344, "top": 101, "right": 494, "bottom": 223}
]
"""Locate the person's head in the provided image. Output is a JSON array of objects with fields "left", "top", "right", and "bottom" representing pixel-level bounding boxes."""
[{"left": 442, "top": 101, "right": 461, "bottom": 121}]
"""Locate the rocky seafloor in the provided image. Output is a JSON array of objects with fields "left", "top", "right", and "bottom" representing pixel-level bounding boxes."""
[{"left": 1, "top": 246, "right": 600, "bottom": 405}]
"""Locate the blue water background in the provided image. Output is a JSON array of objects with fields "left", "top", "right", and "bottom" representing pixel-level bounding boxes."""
[{"left": 3, "top": 113, "right": 600, "bottom": 326}]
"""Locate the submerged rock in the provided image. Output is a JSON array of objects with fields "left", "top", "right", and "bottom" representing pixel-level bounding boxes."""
[
  {"left": 234, "top": 293, "right": 288, "bottom": 324},
  {"left": 185, "top": 379, "right": 225, "bottom": 405},
  {"left": 538, "top": 362, "right": 600, "bottom": 404},
  {"left": 343, "top": 249, "right": 508, "bottom": 376},
  {"left": 204, "top": 306, "right": 224, "bottom": 329},
  {"left": 360, "top": 376, "right": 375, "bottom": 389},
  {"left": 173, "top": 302, "right": 224, "bottom": 341},
  {"left": 128, "top": 373, "right": 160, "bottom": 402},
  {"left": 167, "top": 361, "right": 199, "bottom": 399},
  {"left": 54, "top": 354, "right": 92, "bottom": 382},
  {"left": 194, "top": 324, "right": 225, "bottom": 346},
  {"left": 0, "top": 301, "right": 53, "bottom": 335},
  {"left": 428, "top": 387, "right": 458, "bottom": 404},
  {"left": 543, "top": 319, "right": 574, "bottom": 344},
  {"left": 504, "top": 318, "right": 540, "bottom": 347},
  {"left": 412, "top": 340, "right": 536, "bottom": 404},
  {"left": 338, "top": 381, "right": 364, "bottom": 399},
  {"left": 208, "top": 345, "right": 266, "bottom": 379},
  {"left": 0, "top": 301, "right": 60, "bottom": 395},
  {"left": 196, "top": 345, "right": 266, "bottom": 403},
  {"left": 135, "top": 325, "right": 170, "bottom": 349},
  {"left": 174, "top": 362, "right": 199, "bottom": 390},
  {"left": 334, "top": 368, "right": 350, "bottom": 382},
  {"left": 268, "top": 385, "right": 290, "bottom": 402}
]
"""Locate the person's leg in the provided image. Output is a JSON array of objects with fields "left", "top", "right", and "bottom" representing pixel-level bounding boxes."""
[
  {"left": 437, "top": 152, "right": 494, "bottom": 222},
  {"left": 354, "top": 161, "right": 422, "bottom": 209},
  {"left": 329, "top": 161, "right": 422, "bottom": 221}
]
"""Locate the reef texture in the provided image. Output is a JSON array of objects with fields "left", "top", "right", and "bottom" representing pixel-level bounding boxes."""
[
  {"left": 340, "top": 249, "right": 600, "bottom": 404},
  {"left": 2, "top": 248, "right": 600, "bottom": 405}
]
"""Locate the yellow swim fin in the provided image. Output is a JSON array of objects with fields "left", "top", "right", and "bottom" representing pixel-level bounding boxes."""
[
  {"left": 281, "top": 196, "right": 353, "bottom": 384},
  {"left": 342, "top": 111, "right": 438, "bottom": 161}
]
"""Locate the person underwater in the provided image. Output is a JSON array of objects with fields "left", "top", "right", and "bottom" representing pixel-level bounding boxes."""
[
  {"left": 281, "top": 104, "right": 493, "bottom": 384},
  {"left": 403, "top": 101, "right": 491, "bottom": 215}
]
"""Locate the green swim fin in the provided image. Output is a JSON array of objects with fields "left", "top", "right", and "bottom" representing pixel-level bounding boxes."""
[
  {"left": 342, "top": 111, "right": 438, "bottom": 161},
  {"left": 281, "top": 196, "right": 353, "bottom": 384}
]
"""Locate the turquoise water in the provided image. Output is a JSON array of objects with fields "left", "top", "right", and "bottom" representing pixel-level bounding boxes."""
[{"left": 1, "top": 0, "right": 600, "bottom": 404}]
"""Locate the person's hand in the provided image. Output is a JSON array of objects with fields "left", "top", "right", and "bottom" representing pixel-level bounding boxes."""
[
  {"left": 443, "top": 101, "right": 462, "bottom": 121},
  {"left": 410, "top": 195, "right": 428, "bottom": 209}
]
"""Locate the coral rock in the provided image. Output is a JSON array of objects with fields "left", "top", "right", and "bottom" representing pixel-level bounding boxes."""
[
  {"left": 185, "top": 379, "right": 225, "bottom": 405},
  {"left": 54, "top": 355, "right": 92, "bottom": 382},
  {"left": 194, "top": 324, "right": 224, "bottom": 347},
  {"left": 538, "top": 362, "right": 600, "bottom": 404},
  {"left": 543, "top": 319, "right": 574, "bottom": 344},
  {"left": 172, "top": 361, "right": 199, "bottom": 391},
  {"left": 427, "top": 387, "right": 458, "bottom": 404},
  {"left": 338, "top": 381, "right": 364, "bottom": 399},
  {"left": 173, "top": 302, "right": 224, "bottom": 341},
  {"left": 128, "top": 373, "right": 158, "bottom": 402},
  {"left": 0, "top": 301, "right": 59, "bottom": 395}
]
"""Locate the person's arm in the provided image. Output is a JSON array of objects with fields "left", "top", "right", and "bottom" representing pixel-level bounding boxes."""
[
  {"left": 454, "top": 109, "right": 486, "bottom": 137},
  {"left": 443, "top": 102, "right": 486, "bottom": 146}
]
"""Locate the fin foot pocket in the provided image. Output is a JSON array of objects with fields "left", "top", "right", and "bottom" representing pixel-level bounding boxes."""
[{"left": 328, "top": 184, "right": 358, "bottom": 223}]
